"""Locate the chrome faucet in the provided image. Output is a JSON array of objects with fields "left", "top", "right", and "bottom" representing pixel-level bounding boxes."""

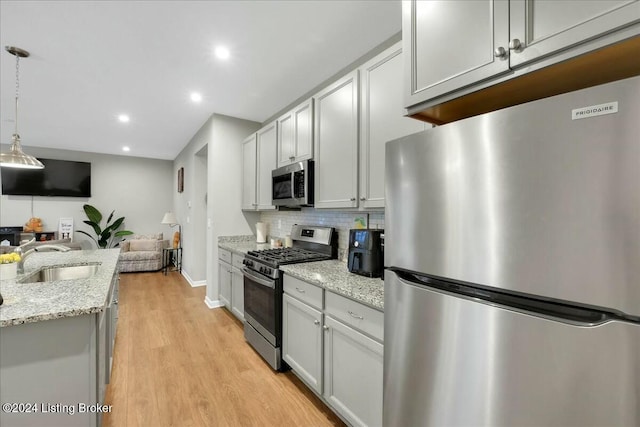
[{"left": 14, "top": 239, "right": 71, "bottom": 274}]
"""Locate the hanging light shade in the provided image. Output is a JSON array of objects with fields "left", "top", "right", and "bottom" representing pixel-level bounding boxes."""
[{"left": 0, "top": 46, "right": 44, "bottom": 169}]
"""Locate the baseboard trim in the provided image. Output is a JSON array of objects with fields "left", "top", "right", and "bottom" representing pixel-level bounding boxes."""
[
  {"left": 181, "top": 270, "right": 206, "bottom": 288},
  {"left": 204, "top": 296, "right": 224, "bottom": 309}
]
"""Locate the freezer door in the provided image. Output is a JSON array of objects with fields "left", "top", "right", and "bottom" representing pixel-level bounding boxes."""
[
  {"left": 385, "top": 76, "right": 640, "bottom": 315},
  {"left": 384, "top": 270, "right": 640, "bottom": 427}
]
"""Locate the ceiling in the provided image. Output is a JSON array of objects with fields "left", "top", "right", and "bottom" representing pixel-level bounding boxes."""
[{"left": 0, "top": 1, "right": 401, "bottom": 161}]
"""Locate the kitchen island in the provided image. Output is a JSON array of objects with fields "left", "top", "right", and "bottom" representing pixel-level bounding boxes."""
[{"left": 0, "top": 249, "right": 120, "bottom": 427}]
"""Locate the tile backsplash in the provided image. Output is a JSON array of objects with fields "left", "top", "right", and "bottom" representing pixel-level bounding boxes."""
[{"left": 260, "top": 209, "right": 384, "bottom": 261}]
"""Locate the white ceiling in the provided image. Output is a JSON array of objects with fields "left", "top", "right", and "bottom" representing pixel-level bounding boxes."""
[{"left": 0, "top": 1, "right": 401, "bottom": 160}]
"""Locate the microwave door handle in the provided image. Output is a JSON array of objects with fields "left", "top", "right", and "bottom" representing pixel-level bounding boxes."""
[{"left": 242, "top": 268, "right": 275, "bottom": 289}]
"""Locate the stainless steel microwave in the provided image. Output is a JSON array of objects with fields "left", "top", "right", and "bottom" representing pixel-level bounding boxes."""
[{"left": 271, "top": 160, "right": 314, "bottom": 207}]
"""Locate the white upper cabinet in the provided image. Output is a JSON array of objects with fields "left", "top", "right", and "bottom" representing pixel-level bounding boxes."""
[
  {"left": 359, "top": 42, "right": 426, "bottom": 209},
  {"left": 404, "top": 0, "right": 510, "bottom": 108},
  {"left": 256, "top": 122, "right": 277, "bottom": 210},
  {"left": 242, "top": 122, "right": 277, "bottom": 211},
  {"left": 314, "top": 70, "right": 359, "bottom": 209},
  {"left": 241, "top": 134, "right": 257, "bottom": 210},
  {"left": 277, "top": 99, "right": 314, "bottom": 168},
  {"left": 278, "top": 112, "right": 295, "bottom": 166},
  {"left": 404, "top": 0, "right": 640, "bottom": 114},
  {"left": 509, "top": 0, "right": 640, "bottom": 68}
]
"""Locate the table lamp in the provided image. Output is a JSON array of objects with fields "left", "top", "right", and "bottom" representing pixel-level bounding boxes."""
[{"left": 161, "top": 212, "right": 181, "bottom": 248}]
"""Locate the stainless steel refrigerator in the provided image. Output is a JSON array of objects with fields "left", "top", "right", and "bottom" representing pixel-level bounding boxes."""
[{"left": 384, "top": 76, "right": 640, "bottom": 426}]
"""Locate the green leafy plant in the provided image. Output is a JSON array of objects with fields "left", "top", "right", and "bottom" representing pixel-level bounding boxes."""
[{"left": 77, "top": 204, "right": 134, "bottom": 248}]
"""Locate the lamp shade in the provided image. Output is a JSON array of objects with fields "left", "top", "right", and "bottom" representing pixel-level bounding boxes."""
[
  {"left": 161, "top": 212, "right": 178, "bottom": 225},
  {"left": 0, "top": 136, "right": 44, "bottom": 169}
]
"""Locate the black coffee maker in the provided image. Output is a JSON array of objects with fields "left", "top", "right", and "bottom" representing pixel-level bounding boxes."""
[{"left": 348, "top": 229, "right": 384, "bottom": 278}]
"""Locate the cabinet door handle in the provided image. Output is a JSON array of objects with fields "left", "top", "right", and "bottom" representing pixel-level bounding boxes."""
[
  {"left": 493, "top": 46, "right": 507, "bottom": 59},
  {"left": 348, "top": 310, "right": 364, "bottom": 320},
  {"left": 323, "top": 325, "right": 330, "bottom": 331},
  {"left": 360, "top": 197, "right": 366, "bottom": 201},
  {"left": 350, "top": 197, "right": 356, "bottom": 201},
  {"left": 509, "top": 39, "right": 523, "bottom": 52},
  {"left": 314, "top": 320, "right": 320, "bottom": 325},
  {"left": 295, "top": 287, "right": 306, "bottom": 293},
  {"left": 289, "top": 156, "right": 295, "bottom": 160}
]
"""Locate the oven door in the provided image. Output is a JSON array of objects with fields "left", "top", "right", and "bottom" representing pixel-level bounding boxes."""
[{"left": 243, "top": 268, "right": 281, "bottom": 346}]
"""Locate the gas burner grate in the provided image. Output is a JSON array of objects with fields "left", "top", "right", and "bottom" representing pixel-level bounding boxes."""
[{"left": 247, "top": 247, "right": 331, "bottom": 266}]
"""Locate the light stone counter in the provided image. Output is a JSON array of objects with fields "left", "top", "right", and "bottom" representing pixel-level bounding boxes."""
[
  {"left": 280, "top": 260, "right": 384, "bottom": 311},
  {"left": 0, "top": 248, "right": 120, "bottom": 327},
  {"left": 218, "top": 235, "right": 271, "bottom": 255}
]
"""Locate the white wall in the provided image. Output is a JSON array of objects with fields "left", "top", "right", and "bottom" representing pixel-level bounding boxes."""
[
  {"left": 174, "top": 113, "right": 260, "bottom": 299},
  {"left": 0, "top": 146, "right": 173, "bottom": 246},
  {"left": 174, "top": 121, "right": 209, "bottom": 283},
  {"left": 207, "top": 114, "right": 261, "bottom": 303}
]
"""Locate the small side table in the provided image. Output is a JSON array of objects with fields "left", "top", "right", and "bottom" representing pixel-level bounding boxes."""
[{"left": 162, "top": 247, "right": 182, "bottom": 275}]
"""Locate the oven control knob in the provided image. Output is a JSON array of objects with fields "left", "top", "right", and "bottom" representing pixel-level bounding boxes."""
[
  {"left": 260, "top": 267, "right": 265, "bottom": 273},
  {"left": 265, "top": 268, "right": 271, "bottom": 275}
]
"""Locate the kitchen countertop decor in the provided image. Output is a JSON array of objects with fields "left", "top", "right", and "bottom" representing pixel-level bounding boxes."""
[
  {"left": 280, "top": 260, "right": 384, "bottom": 311},
  {"left": 0, "top": 248, "right": 120, "bottom": 327}
]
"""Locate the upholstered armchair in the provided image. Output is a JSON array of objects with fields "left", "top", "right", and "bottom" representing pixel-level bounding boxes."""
[{"left": 118, "top": 233, "right": 169, "bottom": 273}]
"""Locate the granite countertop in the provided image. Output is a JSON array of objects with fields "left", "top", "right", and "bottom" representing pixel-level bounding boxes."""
[
  {"left": 280, "top": 260, "right": 384, "bottom": 312},
  {"left": 0, "top": 248, "right": 120, "bottom": 327},
  {"left": 218, "top": 235, "right": 271, "bottom": 255}
]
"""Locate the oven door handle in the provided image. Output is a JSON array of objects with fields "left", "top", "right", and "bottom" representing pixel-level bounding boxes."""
[{"left": 242, "top": 268, "right": 275, "bottom": 289}]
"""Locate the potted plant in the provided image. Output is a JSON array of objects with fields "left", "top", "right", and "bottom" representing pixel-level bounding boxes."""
[
  {"left": 77, "top": 204, "right": 134, "bottom": 248},
  {"left": 0, "top": 252, "right": 21, "bottom": 281}
]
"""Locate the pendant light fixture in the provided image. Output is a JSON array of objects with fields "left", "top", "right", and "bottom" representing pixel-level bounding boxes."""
[{"left": 0, "top": 46, "right": 44, "bottom": 169}]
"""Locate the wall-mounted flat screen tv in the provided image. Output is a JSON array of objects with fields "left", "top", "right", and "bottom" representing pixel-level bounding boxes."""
[{"left": 1, "top": 158, "right": 91, "bottom": 197}]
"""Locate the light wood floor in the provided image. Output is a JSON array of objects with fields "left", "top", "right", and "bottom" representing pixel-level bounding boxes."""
[{"left": 103, "top": 271, "right": 345, "bottom": 427}]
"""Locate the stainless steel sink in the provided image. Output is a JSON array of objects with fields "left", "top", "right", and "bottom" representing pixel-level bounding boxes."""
[{"left": 18, "top": 263, "right": 100, "bottom": 283}]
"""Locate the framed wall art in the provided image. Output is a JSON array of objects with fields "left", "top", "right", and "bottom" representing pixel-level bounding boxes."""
[{"left": 177, "top": 167, "right": 184, "bottom": 193}]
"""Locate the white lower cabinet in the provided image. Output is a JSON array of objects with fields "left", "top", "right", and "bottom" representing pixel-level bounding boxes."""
[
  {"left": 218, "top": 259, "right": 232, "bottom": 309},
  {"left": 282, "top": 293, "right": 323, "bottom": 394},
  {"left": 282, "top": 274, "right": 384, "bottom": 427},
  {"left": 231, "top": 266, "right": 245, "bottom": 321},
  {"left": 219, "top": 248, "right": 245, "bottom": 322},
  {"left": 323, "top": 315, "right": 384, "bottom": 427}
]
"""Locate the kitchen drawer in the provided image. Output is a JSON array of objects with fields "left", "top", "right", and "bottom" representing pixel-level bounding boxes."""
[
  {"left": 218, "top": 247, "right": 232, "bottom": 264},
  {"left": 232, "top": 253, "right": 245, "bottom": 269},
  {"left": 284, "top": 274, "right": 323, "bottom": 311},
  {"left": 325, "top": 291, "right": 383, "bottom": 342}
]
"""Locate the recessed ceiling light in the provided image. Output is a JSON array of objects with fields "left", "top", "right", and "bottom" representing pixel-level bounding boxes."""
[
  {"left": 190, "top": 92, "right": 202, "bottom": 103},
  {"left": 214, "top": 46, "right": 230, "bottom": 60},
  {"left": 118, "top": 114, "right": 130, "bottom": 123},
  {"left": 122, "top": 146, "right": 130, "bottom": 152}
]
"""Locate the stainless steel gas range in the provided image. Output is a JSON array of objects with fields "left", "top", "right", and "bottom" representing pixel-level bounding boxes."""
[{"left": 242, "top": 225, "right": 337, "bottom": 370}]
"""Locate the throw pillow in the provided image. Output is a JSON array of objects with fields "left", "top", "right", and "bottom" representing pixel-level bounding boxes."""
[
  {"left": 130, "top": 233, "right": 163, "bottom": 241},
  {"left": 129, "top": 239, "right": 157, "bottom": 252}
]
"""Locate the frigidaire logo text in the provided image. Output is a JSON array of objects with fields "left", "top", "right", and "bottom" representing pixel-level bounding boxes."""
[{"left": 572, "top": 102, "right": 618, "bottom": 120}]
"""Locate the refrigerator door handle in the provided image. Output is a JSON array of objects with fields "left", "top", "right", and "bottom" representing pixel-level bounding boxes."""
[{"left": 390, "top": 268, "right": 633, "bottom": 327}]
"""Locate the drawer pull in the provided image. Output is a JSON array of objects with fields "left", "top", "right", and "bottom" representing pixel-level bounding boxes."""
[
  {"left": 314, "top": 320, "right": 320, "bottom": 325},
  {"left": 348, "top": 310, "right": 364, "bottom": 320},
  {"left": 295, "top": 287, "right": 306, "bottom": 293},
  {"left": 323, "top": 325, "right": 330, "bottom": 331}
]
